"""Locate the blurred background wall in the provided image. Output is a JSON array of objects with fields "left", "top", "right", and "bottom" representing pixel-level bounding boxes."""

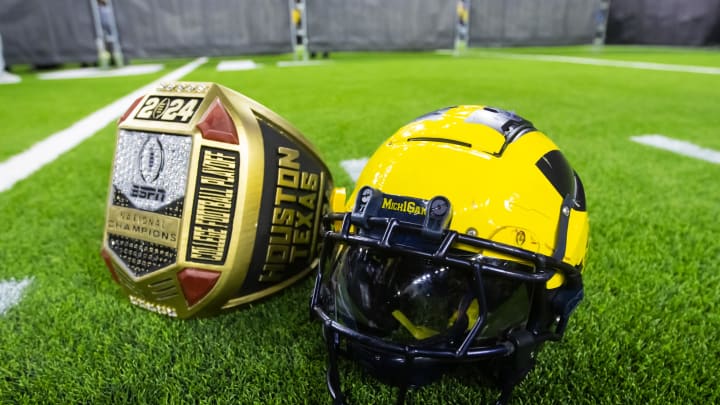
[
  {"left": 0, "top": 0, "right": 718, "bottom": 67},
  {"left": 113, "top": 0, "right": 292, "bottom": 59},
  {"left": 0, "top": 0, "right": 97, "bottom": 67},
  {"left": 305, "top": 0, "right": 456, "bottom": 52},
  {"left": 605, "top": 0, "right": 720, "bottom": 46},
  {"left": 468, "top": 0, "right": 600, "bottom": 46}
]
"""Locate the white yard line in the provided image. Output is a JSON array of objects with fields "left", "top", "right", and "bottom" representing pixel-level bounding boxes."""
[
  {"left": 0, "top": 57, "right": 207, "bottom": 193},
  {"left": 276, "top": 60, "right": 331, "bottom": 68},
  {"left": 631, "top": 135, "right": 720, "bottom": 164},
  {"left": 0, "top": 71, "right": 21, "bottom": 84},
  {"left": 481, "top": 52, "right": 720, "bottom": 75},
  {"left": 0, "top": 277, "right": 33, "bottom": 316},
  {"left": 216, "top": 60, "right": 260, "bottom": 71},
  {"left": 340, "top": 158, "right": 368, "bottom": 182}
]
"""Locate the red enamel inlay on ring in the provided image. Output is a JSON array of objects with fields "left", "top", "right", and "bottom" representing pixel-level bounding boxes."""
[
  {"left": 196, "top": 98, "right": 239, "bottom": 144},
  {"left": 100, "top": 248, "right": 120, "bottom": 285},
  {"left": 118, "top": 96, "right": 145, "bottom": 124},
  {"left": 177, "top": 268, "right": 221, "bottom": 306}
]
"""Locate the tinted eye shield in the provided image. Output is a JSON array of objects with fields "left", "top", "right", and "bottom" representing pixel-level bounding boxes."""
[{"left": 311, "top": 210, "right": 584, "bottom": 361}]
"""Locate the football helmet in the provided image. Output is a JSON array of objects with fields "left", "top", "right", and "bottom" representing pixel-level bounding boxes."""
[{"left": 311, "top": 106, "right": 588, "bottom": 404}]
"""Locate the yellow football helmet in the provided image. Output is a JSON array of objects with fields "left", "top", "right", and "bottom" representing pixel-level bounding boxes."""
[{"left": 311, "top": 106, "right": 589, "bottom": 404}]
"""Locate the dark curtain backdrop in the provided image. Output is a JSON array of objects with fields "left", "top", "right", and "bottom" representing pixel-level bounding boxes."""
[
  {"left": 2, "top": 0, "right": 718, "bottom": 66},
  {"left": 606, "top": 0, "right": 720, "bottom": 45},
  {"left": 468, "top": 0, "right": 601, "bottom": 46},
  {"left": 0, "top": 0, "right": 97, "bottom": 66},
  {"left": 306, "top": 0, "right": 456, "bottom": 52}
]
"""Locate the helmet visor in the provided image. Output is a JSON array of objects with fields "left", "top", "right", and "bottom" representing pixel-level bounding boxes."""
[{"left": 318, "top": 241, "right": 532, "bottom": 346}]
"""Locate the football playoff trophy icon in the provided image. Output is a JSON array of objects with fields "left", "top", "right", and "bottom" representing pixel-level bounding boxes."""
[{"left": 101, "top": 82, "right": 334, "bottom": 318}]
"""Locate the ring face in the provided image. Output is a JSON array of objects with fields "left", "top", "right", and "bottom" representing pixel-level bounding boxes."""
[
  {"left": 101, "top": 82, "right": 332, "bottom": 318},
  {"left": 107, "top": 131, "right": 192, "bottom": 277}
]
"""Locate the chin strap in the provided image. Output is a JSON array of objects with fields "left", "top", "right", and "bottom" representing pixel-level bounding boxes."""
[
  {"left": 325, "top": 328, "right": 347, "bottom": 405},
  {"left": 494, "top": 329, "right": 538, "bottom": 405},
  {"left": 396, "top": 385, "right": 409, "bottom": 405},
  {"left": 324, "top": 325, "right": 416, "bottom": 405},
  {"left": 324, "top": 324, "right": 539, "bottom": 405}
]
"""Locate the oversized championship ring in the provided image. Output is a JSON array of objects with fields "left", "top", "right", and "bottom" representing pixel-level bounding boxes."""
[{"left": 100, "top": 82, "right": 333, "bottom": 318}]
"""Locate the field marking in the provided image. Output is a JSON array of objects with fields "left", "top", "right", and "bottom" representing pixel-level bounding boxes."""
[
  {"left": 38, "top": 64, "right": 164, "bottom": 80},
  {"left": 0, "top": 57, "right": 207, "bottom": 193},
  {"left": 340, "top": 158, "right": 368, "bottom": 182},
  {"left": 0, "top": 277, "right": 33, "bottom": 316},
  {"left": 276, "top": 60, "right": 331, "bottom": 68},
  {"left": 0, "top": 71, "right": 21, "bottom": 84},
  {"left": 216, "top": 60, "right": 261, "bottom": 71},
  {"left": 481, "top": 52, "right": 720, "bottom": 75},
  {"left": 631, "top": 135, "right": 720, "bottom": 164}
]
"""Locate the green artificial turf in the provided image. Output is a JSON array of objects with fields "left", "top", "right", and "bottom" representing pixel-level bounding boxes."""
[
  {"left": 0, "top": 60, "right": 190, "bottom": 162},
  {"left": 0, "top": 46, "right": 719, "bottom": 404}
]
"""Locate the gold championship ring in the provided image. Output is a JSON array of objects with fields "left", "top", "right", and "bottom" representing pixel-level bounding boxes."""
[{"left": 100, "top": 82, "right": 333, "bottom": 318}]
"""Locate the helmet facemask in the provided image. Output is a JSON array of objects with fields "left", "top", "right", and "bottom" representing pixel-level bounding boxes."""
[{"left": 311, "top": 186, "right": 584, "bottom": 404}]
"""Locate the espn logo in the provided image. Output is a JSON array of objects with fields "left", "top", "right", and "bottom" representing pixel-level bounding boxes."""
[{"left": 131, "top": 184, "right": 166, "bottom": 202}]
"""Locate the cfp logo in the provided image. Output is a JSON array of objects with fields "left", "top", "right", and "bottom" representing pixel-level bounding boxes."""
[{"left": 132, "top": 136, "right": 166, "bottom": 202}]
